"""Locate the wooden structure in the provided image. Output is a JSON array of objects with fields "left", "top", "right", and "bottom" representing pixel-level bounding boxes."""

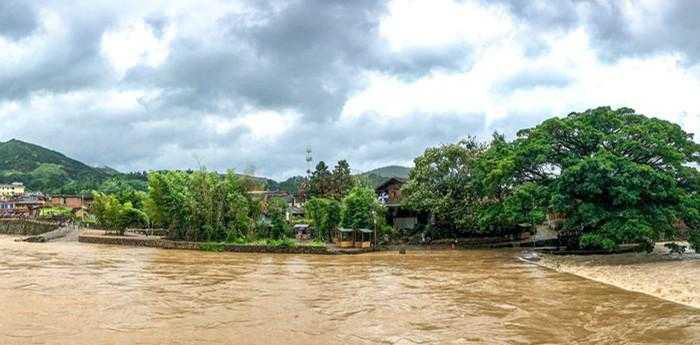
[
  {"left": 376, "top": 177, "right": 426, "bottom": 231},
  {"left": 334, "top": 228, "right": 374, "bottom": 248},
  {"left": 293, "top": 224, "right": 311, "bottom": 240}
]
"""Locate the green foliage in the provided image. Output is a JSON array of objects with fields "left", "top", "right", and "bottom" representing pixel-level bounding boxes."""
[
  {"left": 145, "top": 169, "right": 261, "bottom": 242},
  {"left": 476, "top": 107, "right": 700, "bottom": 249},
  {"left": 341, "top": 186, "right": 383, "bottom": 229},
  {"left": 402, "top": 137, "right": 485, "bottom": 234},
  {"left": 689, "top": 230, "right": 700, "bottom": 253},
  {"left": 39, "top": 207, "right": 73, "bottom": 220},
  {"left": 307, "top": 160, "right": 357, "bottom": 200},
  {"left": 92, "top": 192, "right": 148, "bottom": 234},
  {"left": 267, "top": 197, "right": 289, "bottom": 240},
  {"left": 305, "top": 197, "right": 341, "bottom": 241},
  {"left": 200, "top": 243, "right": 225, "bottom": 252},
  {"left": 264, "top": 238, "right": 296, "bottom": 247},
  {"left": 307, "top": 161, "right": 332, "bottom": 198},
  {"left": 276, "top": 176, "right": 305, "bottom": 194}
]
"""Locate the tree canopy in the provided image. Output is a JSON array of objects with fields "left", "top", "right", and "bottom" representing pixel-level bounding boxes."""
[
  {"left": 402, "top": 137, "right": 485, "bottom": 235},
  {"left": 307, "top": 160, "right": 356, "bottom": 200},
  {"left": 403, "top": 106, "right": 700, "bottom": 250}
]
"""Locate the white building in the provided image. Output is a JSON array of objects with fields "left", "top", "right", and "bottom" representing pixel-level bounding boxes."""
[{"left": 0, "top": 182, "right": 25, "bottom": 198}]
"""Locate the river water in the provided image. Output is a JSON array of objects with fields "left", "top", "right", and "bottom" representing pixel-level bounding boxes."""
[{"left": 0, "top": 236, "right": 698, "bottom": 344}]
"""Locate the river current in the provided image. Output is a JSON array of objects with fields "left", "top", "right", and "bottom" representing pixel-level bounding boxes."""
[{"left": 0, "top": 236, "right": 698, "bottom": 344}]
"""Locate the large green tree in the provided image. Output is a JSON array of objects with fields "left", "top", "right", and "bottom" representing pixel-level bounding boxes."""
[
  {"left": 307, "top": 161, "right": 332, "bottom": 198},
  {"left": 329, "top": 160, "right": 354, "bottom": 200},
  {"left": 92, "top": 192, "right": 148, "bottom": 235},
  {"left": 144, "top": 169, "right": 260, "bottom": 242},
  {"left": 305, "top": 197, "right": 342, "bottom": 241},
  {"left": 402, "top": 137, "right": 485, "bottom": 235},
  {"left": 478, "top": 107, "right": 700, "bottom": 250},
  {"left": 341, "top": 186, "right": 383, "bottom": 229}
]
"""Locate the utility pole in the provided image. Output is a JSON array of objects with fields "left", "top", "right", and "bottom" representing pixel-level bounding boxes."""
[{"left": 305, "top": 147, "right": 313, "bottom": 176}]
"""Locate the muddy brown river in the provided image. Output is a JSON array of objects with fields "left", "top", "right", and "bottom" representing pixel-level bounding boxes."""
[{"left": 0, "top": 236, "right": 698, "bottom": 344}]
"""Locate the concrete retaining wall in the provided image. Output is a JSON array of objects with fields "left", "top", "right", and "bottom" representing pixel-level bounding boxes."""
[
  {"left": 0, "top": 219, "right": 60, "bottom": 236},
  {"left": 78, "top": 234, "right": 334, "bottom": 255}
]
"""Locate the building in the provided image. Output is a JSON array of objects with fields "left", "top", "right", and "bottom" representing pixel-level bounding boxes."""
[
  {"left": 0, "top": 182, "right": 25, "bottom": 198},
  {"left": 49, "top": 195, "right": 94, "bottom": 209},
  {"left": 375, "top": 177, "right": 426, "bottom": 231},
  {"left": 333, "top": 228, "right": 374, "bottom": 248},
  {"left": 0, "top": 194, "right": 46, "bottom": 218}
]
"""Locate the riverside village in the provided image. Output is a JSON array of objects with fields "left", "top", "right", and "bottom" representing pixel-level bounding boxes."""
[{"left": 1, "top": 1, "right": 700, "bottom": 344}]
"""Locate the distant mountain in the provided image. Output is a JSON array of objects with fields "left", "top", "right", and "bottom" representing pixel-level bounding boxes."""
[
  {"left": 0, "top": 139, "right": 109, "bottom": 193},
  {"left": 95, "top": 165, "right": 121, "bottom": 176},
  {"left": 0, "top": 139, "right": 413, "bottom": 195},
  {"left": 274, "top": 175, "right": 305, "bottom": 194},
  {"left": 361, "top": 165, "right": 411, "bottom": 178},
  {"left": 359, "top": 165, "right": 411, "bottom": 188}
]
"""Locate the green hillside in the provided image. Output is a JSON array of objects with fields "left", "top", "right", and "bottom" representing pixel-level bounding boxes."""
[
  {"left": 0, "top": 139, "right": 108, "bottom": 193},
  {"left": 362, "top": 165, "right": 411, "bottom": 178},
  {"left": 0, "top": 139, "right": 413, "bottom": 194},
  {"left": 360, "top": 165, "right": 411, "bottom": 187}
]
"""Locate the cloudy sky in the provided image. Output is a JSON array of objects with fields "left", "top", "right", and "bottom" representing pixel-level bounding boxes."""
[{"left": 1, "top": 0, "right": 699, "bottom": 180}]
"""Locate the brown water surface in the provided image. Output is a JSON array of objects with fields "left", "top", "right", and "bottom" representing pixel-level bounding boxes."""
[{"left": 0, "top": 236, "right": 698, "bottom": 344}]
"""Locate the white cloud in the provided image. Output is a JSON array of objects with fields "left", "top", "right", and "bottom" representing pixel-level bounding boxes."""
[
  {"left": 101, "top": 19, "right": 174, "bottom": 77},
  {"left": 380, "top": 0, "right": 513, "bottom": 51},
  {"left": 205, "top": 110, "right": 298, "bottom": 141},
  {"left": 344, "top": 25, "right": 700, "bottom": 137},
  {"left": 0, "top": 0, "right": 698, "bottom": 179}
]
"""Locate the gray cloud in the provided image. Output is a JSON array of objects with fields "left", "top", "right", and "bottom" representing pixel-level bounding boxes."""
[
  {"left": 495, "top": 0, "right": 700, "bottom": 63},
  {"left": 0, "top": 0, "right": 698, "bottom": 181},
  {"left": 0, "top": 1, "right": 39, "bottom": 40},
  {"left": 125, "top": 0, "right": 471, "bottom": 122},
  {"left": 0, "top": 3, "right": 118, "bottom": 101}
]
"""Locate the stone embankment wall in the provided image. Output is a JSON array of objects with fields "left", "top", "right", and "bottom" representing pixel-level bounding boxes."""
[
  {"left": 0, "top": 219, "right": 60, "bottom": 236},
  {"left": 78, "top": 234, "right": 334, "bottom": 255}
]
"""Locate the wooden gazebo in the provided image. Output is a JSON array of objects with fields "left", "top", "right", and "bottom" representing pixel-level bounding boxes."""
[{"left": 334, "top": 228, "right": 374, "bottom": 248}]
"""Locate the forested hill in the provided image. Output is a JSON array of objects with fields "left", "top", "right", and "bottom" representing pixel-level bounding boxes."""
[
  {"left": 0, "top": 139, "right": 109, "bottom": 193},
  {"left": 0, "top": 139, "right": 412, "bottom": 194},
  {"left": 362, "top": 165, "right": 410, "bottom": 178},
  {"left": 360, "top": 165, "right": 411, "bottom": 187}
]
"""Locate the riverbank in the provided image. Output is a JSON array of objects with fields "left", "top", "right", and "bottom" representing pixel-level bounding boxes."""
[
  {"left": 78, "top": 231, "right": 375, "bottom": 255},
  {"left": 536, "top": 242, "right": 700, "bottom": 309},
  {"left": 0, "top": 219, "right": 59, "bottom": 236}
]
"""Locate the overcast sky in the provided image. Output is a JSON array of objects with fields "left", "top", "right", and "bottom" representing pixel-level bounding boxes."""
[{"left": 1, "top": 0, "right": 699, "bottom": 180}]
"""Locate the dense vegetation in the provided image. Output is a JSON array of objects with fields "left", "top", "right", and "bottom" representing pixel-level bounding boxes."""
[
  {"left": 90, "top": 164, "right": 385, "bottom": 245},
  {"left": 8, "top": 106, "right": 698, "bottom": 251},
  {"left": 403, "top": 107, "right": 700, "bottom": 250},
  {"left": 296, "top": 160, "right": 387, "bottom": 241},
  {"left": 0, "top": 138, "right": 403, "bottom": 195}
]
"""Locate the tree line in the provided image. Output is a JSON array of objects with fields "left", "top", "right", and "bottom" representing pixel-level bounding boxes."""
[
  {"left": 90, "top": 160, "right": 386, "bottom": 244},
  {"left": 402, "top": 107, "right": 700, "bottom": 250}
]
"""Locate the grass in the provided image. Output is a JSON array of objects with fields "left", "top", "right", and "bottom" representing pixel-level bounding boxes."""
[
  {"left": 205, "top": 237, "right": 329, "bottom": 249},
  {"left": 248, "top": 238, "right": 297, "bottom": 247},
  {"left": 201, "top": 237, "right": 329, "bottom": 251},
  {"left": 200, "top": 242, "right": 225, "bottom": 252}
]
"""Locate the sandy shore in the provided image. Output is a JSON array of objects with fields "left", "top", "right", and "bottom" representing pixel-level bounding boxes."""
[{"left": 536, "top": 242, "right": 700, "bottom": 309}]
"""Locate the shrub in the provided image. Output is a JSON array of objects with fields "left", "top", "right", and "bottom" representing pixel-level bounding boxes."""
[
  {"left": 200, "top": 243, "right": 225, "bottom": 252},
  {"left": 579, "top": 234, "right": 616, "bottom": 251},
  {"left": 689, "top": 230, "right": 700, "bottom": 253}
]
